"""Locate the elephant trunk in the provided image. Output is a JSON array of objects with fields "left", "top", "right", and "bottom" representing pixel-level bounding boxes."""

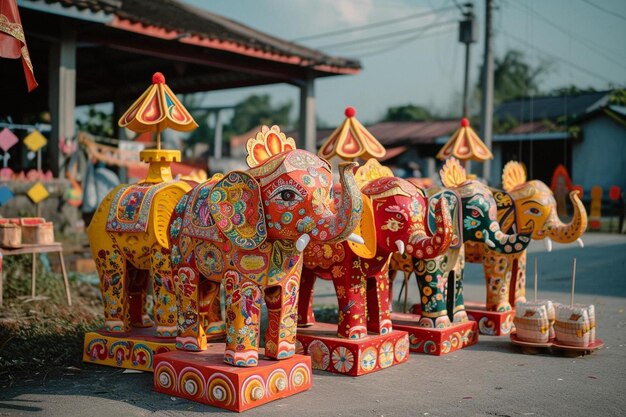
[
  {"left": 540, "top": 190, "right": 588, "bottom": 244},
  {"left": 485, "top": 221, "right": 532, "bottom": 254},
  {"left": 405, "top": 198, "right": 453, "bottom": 259},
  {"left": 318, "top": 162, "right": 363, "bottom": 243}
]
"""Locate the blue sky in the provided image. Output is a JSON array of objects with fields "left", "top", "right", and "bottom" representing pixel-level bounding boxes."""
[{"left": 184, "top": 0, "right": 626, "bottom": 126}]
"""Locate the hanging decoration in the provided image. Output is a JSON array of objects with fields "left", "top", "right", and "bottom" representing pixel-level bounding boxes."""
[
  {"left": 0, "top": 0, "right": 38, "bottom": 91},
  {"left": 0, "top": 185, "right": 14, "bottom": 206},
  {"left": 0, "top": 128, "right": 18, "bottom": 168},
  {"left": 26, "top": 182, "right": 49, "bottom": 204},
  {"left": 318, "top": 107, "right": 386, "bottom": 161},
  {"left": 436, "top": 118, "right": 493, "bottom": 162}
]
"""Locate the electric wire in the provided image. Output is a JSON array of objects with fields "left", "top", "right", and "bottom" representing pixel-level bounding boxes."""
[{"left": 581, "top": 0, "right": 626, "bottom": 22}]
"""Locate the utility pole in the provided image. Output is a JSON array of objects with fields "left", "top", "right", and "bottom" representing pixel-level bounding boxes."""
[
  {"left": 480, "top": 0, "right": 494, "bottom": 181},
  {"left": 459, "top": 3, "right": 477, "bottom": 118}
]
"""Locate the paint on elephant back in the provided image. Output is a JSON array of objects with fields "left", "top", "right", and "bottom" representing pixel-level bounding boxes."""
[
  {"left": 106, "top": 181, "right": 173, "bottom": 233},
  {"left": 180, "top": 182, "right": 222, "bottom": 241},
  {"left": 302, "top": 241, "right": 346, "bottom": 270},
  {"left": 427, "top": 190, "right": 463, "bottom": 248}
]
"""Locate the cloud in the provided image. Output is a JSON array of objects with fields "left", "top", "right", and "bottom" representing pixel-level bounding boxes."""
[{"left": 323, "top": 0, "right": 375, "bottom": 25}]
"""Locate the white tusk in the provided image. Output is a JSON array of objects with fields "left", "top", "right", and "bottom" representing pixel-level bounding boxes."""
[
  {"left": 576, "top": 238, "right": 584, "bottom": 248},
  {"left": 296, "top": 233, "right": 311, "bottom": 252},
  {"left": 395, "top": 240, "right": 405, "bottom": 255},
  {"left": 543, "top": 237, "right": 553, "bottom": 252},
  {"left": 347, "top": 233, "right": 365, "bottom": 245}
]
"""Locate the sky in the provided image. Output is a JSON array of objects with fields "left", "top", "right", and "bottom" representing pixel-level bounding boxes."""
[{"left": 182, "top": 0, "right": 626, "bottom": 127}]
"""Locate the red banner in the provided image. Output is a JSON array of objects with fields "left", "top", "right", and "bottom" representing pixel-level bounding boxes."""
[{"left": 0, "top": 0, "right": 38, "bottom": 91}]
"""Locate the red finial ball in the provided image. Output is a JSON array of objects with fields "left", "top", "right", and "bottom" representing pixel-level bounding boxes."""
[
  {"left": 152, "top": 72, "right": 165, "bottom": 84},
  {"left": 345, "top": 106, "right": 356, "bottom": 118},
  {"left": 460, "top": 117, "right": 470, "bottom": 127}
]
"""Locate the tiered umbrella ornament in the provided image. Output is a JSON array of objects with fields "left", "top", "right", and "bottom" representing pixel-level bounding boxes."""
[
  {"left": 318, "top": 107, "right": 386, "bottom": 162},
  {"left": 436, "top": 118, "right": 493, "bottom": 163},
  {"left": 117, "top": 72, "right": 198, "bottom": 183},
  {"left": 119, "top": 72, "right": 197, "bottom": 149}
]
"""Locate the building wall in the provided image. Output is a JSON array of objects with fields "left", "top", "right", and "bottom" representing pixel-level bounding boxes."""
[{"left": 572, "top": 116, "right": 626, "bottom": 193}]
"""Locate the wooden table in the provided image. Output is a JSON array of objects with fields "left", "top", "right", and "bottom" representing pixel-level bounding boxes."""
[{"left": 0, "top": 243, "right": 72, "bottom": 307}]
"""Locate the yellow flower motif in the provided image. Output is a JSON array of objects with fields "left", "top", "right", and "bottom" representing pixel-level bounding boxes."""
[{"left": 423, "top": 287, "right": 432, "bottom": 296}]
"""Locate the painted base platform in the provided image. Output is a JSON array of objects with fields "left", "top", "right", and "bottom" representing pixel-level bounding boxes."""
[
  {"left": 295, "top": 322, "right": 409, "bottom": 376},
  {"left": 153, "top": 344, "right": 312, "bottom": 412},
  {"left": 83, "top": 327, "right": 177, "bottom": 372},
  {"left": 510, "top": 332, "right": 604, "bottom": 356},
  {"left": 391, "top": 312, "right": 478, "bottom": 356},
  {"left": 463, "top": 301, "right": 515, "bottom": 336}
]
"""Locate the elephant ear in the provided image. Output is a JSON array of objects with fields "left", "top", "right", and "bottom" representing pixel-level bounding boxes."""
[
  {"left": 428, "top": 190, "right": 462, "bottom": 248},
  {"left": 348, "top": 193, "right": 377, "bottom": 259},
  {"left": 502, "top": 161, "right": 527, "bottom": 192},
  {"left": 209, "top": 171, "right": 267, "bottom": 250}
]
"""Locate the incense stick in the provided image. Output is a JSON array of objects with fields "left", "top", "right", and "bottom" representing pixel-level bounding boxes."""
[
  {"left": 534, "top": 257, "right": 538, "bottom": 302},
  {"left": 570, "top": 258, "right": 577, "bottom": 306}
]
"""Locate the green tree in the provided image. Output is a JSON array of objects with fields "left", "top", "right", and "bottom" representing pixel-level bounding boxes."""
[
  {"left": 76, "top": 105, "right": 113, "bottom": 137},
  {"left": 382, "top": 104, "right": 433, "bottom": 122},
  {"left": 476, "top": 49, "right": 551, "bottom": 105},
  {"left": 227, "top": 94, "right": 292, "bottom": 135}
]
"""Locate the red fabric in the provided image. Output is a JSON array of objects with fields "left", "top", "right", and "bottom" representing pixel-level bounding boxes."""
[{"left": 0, "top": 0, "right": 38, "bottom": 91}]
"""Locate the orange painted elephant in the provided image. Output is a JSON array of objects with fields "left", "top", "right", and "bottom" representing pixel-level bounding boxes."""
[{"left": 465, "top": 161, "right": 587, "bottom": 312}]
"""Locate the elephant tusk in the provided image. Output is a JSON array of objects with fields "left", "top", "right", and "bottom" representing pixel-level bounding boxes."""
[
  {"left": 296, "top": 233, "right": 311, "bottom": 252},
  {"left": 348, "top": 233, "right": 365, "bottom": 245},
  {"left": 576, "top": 238, "right": 584, "bottom": 248},
  {"left": 395, "top": 240, "right": 405, "bottom": 255},
  {"left": 543, "top": 237, "right": 553, "bottom": 252}
]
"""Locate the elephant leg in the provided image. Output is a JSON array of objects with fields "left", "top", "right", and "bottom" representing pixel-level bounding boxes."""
[
  {"left": 334, "top": 259, "right": 367, "bottom": 339},
  {"left": 509, "top": 252, "right": 527, "bottom": 308},
  {"left": 174, "top": 265, "right": 205, "bottom": 351},
  {"left": 93, "top": 248, "right": 131, "bottom": 333},
  {"left": 483, "top": 252, "right": 513, "bottom": 312},
  {"left": 128, "top": 268, "right": 153, "bottom": 328},
  {"left": 264, "top": 274, "right": 300, "bottom": 360},
  {"left": 414, "top": 255, "right": 451, "bottom": 328},
  {"left": 452, "top": 247, "right": 468, "bottom": 323},
  {"left": 297, "top": 268, "right": 317, "bottom": 327},
  {"left": 199, "top": 279, "right": 225, "bottom": 338},
  {"left": 365, "top": 272, "right": 392, "bottom": 335},
  {"left": 150, "top": 246, "right": 178, "bottom": 337},
  {"left": 223, "top": 271, "right": 262, "bottom": 367}
]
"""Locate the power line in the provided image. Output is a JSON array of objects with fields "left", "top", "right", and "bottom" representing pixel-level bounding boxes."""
[
  {"left": 581, "top": 0, "right": 626, "bottom": 22},
  {"left": 292, "top": 5, "right": 456, "bottom": 42},
  {"left": 315, "top": 19, "right": 457, "bottom": 50},
  {"left": 358, "top": 27, "right": 455, "bottom": 58},
  {"left": 507, "top": 0, "right": 626, "bottom": 72},
  {"left": 501, "top": 30, "right": 623, "bottom": 86}
]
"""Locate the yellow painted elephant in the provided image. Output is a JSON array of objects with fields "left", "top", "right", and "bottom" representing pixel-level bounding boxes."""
[
  {"left": 465, "top": 161, "right": 587, "bottom": 312},
  {"left": 87, "top": 153, "right": 191, "bottom": 337}
]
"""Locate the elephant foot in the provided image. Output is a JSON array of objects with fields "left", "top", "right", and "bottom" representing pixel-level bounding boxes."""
[
  {"left": 176, "top": 336, "right": 204, "bottom": 351},
  {"left": 104, "top": 320, "right": 128, "bottom": 333},
  {"left": 513, "top": 296, "right": 527, "bottom": 309},
  {"left": 264, "top": 340, "right": 296, "bottom": 360},
  {"left": 418, "top": 315, "right": 451, "bottom": 329},
  {"left": 368, "top": 319, "right": 392, "bottom": 335},
  {"left": 340, "top": 325, "right": 368, "bottom": 340},
  {"left": 488, "top": 302, "right": 513, "bottom": 312},
  {"left": 224, "top": 349, "right": 258, "bottom": 367},
  {"left": 132, "top": 314, "right": 154, "bottom": 328},
  {"left": 453, "top": 310, "right": 469, "bottom": 323},
  {"left": 156, "top": 325, "right": 177, "bottom": 337}
]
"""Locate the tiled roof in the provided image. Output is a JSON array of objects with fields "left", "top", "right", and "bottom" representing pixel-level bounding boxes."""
[
  {"left": 30, "top": 0, "right": 360, "bottom": 72},
  {"left": 493, "top": 91, "right": 610, "bottom": 123},
  {"left": 367, "top": 120, "right": 460, "bottom": 146}
]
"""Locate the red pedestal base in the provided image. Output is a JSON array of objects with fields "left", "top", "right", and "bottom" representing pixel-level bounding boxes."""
[
  {"left": 391, "top": 312, "right": 478, "bottom": 355},
  {"left": 153, "top": 344, "right": 312, "bottom": 412},
  {"left": 83, "top": 327, "right": 176, "bottom": 372},
  {"left": 295, "top": 322, "right": 409, "bottom": 376},
  {"left": 463, "top": 301, "right": 515, "bottom": 336}
]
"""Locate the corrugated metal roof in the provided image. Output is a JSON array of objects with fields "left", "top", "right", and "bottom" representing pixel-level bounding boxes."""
[{"left": 493, "top": 91, "right": 610, "bottom": 123}]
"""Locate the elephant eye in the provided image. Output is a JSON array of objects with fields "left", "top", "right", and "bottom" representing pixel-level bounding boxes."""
[
  {"left": 270, "top": 186, "right": 303, "bottom": 204},
  {"left": 525, "top": 207, "right": 542, "bottom": 216},
  {"left": 281, "top": 190, "right": 296, "bottom": 201}
]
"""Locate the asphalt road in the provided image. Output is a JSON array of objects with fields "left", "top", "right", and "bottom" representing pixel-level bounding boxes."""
[{"left": 1, "top": 233, "right": 625, "bottom": 417}]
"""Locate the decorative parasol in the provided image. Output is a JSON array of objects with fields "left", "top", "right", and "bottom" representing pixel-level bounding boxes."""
[
  {"left": 436, "top": 118, "right": 493, "bottom": 163},
  {"left": 118, "top": 72, "right": 197, "bottom": 149},
  {"left": 318, "top": 107, "right": 386, "bottom": 161}
]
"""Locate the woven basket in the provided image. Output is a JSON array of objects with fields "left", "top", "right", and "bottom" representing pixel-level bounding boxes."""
[
  {"left": 514, "top": 302, "right": 549, "bottom": 343},
  {"left": 0, "top": 223, "right": 22, "bottom": 248},
  {"left": 21, "top": 222, "right": 55, "bottom": 245},
  {"left": 554, "top": 304, "right": 590, "bottom": 347}
]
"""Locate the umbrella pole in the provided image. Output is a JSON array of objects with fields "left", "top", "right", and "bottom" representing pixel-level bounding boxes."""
[{"left": 156, "top": 129, "right": 162, "bottom": 150}]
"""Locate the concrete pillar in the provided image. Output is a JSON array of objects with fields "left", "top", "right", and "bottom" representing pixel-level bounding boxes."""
[
  {"left": 49, "top": 27, "right": 76, "bottom": 177},
  {"left": 299, "top": 76, "right": 316, "bottom": 153},
  {"left": 214, "top": 110, "right": 223, "bottom": 158}
]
